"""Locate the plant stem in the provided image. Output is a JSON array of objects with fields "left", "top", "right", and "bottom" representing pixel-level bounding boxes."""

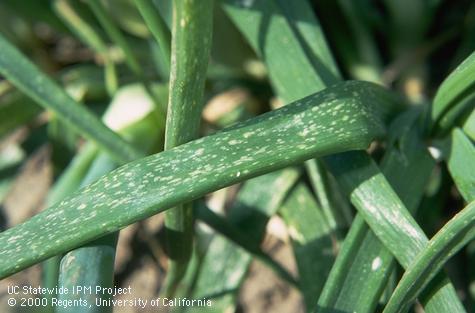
[{"left": 162, "top": 0, "right": 214, "bottom": 296}]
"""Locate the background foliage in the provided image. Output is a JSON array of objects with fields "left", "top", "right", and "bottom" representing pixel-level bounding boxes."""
[{"left": 0, "top": 0, "right": 474, "bottom": 313}]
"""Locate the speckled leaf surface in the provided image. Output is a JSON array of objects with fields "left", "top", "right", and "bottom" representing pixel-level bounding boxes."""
[
  {"left": 163, "top": 0, "right": 214, "bottom": 291},
  {"left": 0, "top": 80, "right": 397, "bottom": 278}
]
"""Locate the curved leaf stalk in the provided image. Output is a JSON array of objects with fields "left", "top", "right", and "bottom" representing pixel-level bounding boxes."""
[{"left": 0, "top": 80, "right": 397, "bottom": 278}]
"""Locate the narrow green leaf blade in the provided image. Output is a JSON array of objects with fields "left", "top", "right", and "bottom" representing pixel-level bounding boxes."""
[
  {"left": 280, "top": 183, "right": 335, "bottom": 310},
  {"left": 325, "top": 151, "right": 465, "bottom": 312},
  {"left": 194, "top": 201, "right": 299, "bottom": 287},
  {"left": 383, "top": 201, "right": 475, "bottom": 313},
  {"left": 188, "top": 168, "right": 299, "bottom": 312},
  {"left": 0, "top": 33, "right": 142, "bottom": 163},
  {"left": 325, "top": 152, "right": 427, "bottom": 267},
  {"left": 318, "top": 113, "right": 436, "bottom": 313},
  {"left": 86, "top": 0, "right": 141, "bottom": 75},
  {"left": 462, "top": 109, "right": 475, "bottom": 141},
  {"left": 446, "top": 128, "right": 475, "bottom": 202},
  {"left": 53, "top": 0, "right": 118, "bottom": 94},
  {"left": 134, "top": 0, "right": 171, "bottom": 69},
  {"left": 432, "top": 51, "right": 475, "bottom": 134},
  {"left": 222, "top": 0, "right": 339, "bottom": 103}
]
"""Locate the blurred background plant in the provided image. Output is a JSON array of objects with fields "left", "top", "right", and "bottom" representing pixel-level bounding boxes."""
[{"left": 0, "top": 0, "right": 474, "bottom": 312}]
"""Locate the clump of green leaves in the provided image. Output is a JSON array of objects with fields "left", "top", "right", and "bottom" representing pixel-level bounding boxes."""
[{"left": 0, "top": 1, "right": 473, "bottom": 313}]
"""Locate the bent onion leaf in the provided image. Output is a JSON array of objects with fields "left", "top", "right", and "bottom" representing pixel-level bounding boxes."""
[{"left": 0, "top": 80, "right": 397, "bottom": 278}]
